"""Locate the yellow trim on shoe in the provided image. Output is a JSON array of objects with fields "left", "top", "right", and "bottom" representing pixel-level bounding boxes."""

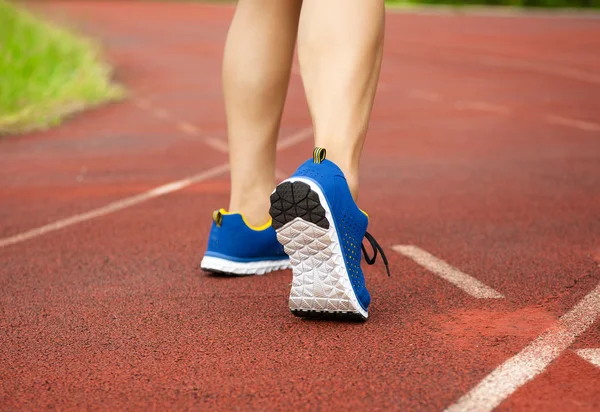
[{"left": 218, "top": 208, "right": 273, "bottom": 231}]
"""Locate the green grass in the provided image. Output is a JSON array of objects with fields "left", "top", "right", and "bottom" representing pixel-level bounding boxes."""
[{"left": 0, "top": 0, "right": 124, "bottom": 135}]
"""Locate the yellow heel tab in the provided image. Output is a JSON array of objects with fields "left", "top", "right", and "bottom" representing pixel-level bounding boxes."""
[
  {"left": 217, "top": 208, "right": 272, "bottom": 231},
  {"left": 313, "top": 147, "right": 327, "bottom": 164}
]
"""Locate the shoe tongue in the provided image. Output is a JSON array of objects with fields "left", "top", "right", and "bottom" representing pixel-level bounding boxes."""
[{"left": 313, "top": 147, "right": 327, "bottom": 164}]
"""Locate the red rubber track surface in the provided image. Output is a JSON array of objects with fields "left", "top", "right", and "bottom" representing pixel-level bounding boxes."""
[{"left": 1, "top": 3, "right": 599, "bottom": 411}]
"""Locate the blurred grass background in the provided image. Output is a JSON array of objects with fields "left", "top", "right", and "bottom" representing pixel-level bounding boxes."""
[
  {"left": 0, "top": 0, "right": 596, "bottom": 135},
  {"left": 0, "top": 0, "right": 123, "bottom": 135}
]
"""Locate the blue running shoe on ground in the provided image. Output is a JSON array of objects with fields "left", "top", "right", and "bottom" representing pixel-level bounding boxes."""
[
  {"left": 201, "top": 209, "right": 290, "bottom": 276},
  {"left": 269, "top": 147, "right": 390, "bottom": 321}
]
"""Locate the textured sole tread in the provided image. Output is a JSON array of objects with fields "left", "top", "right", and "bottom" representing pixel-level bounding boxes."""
[
  {"left": 270, "top": 179, "right": 367, "bottom": 320},
  {"left": 202, "top": 268, "right": 240, "bottom": 277},
  {"left": 291, "top": 309, "right": 367, "bottom": 322},
  {"left": 270, "top": 181, "right": 329, "bottom": 230}
]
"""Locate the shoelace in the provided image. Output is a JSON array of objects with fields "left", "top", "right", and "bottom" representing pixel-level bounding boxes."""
[{"left": 361, "top": 231, "right": 391, "bottom": 277}]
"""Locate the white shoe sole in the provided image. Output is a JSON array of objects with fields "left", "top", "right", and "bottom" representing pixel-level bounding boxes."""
[
  {"left": 270, "top": 177, "right": 368, "bottom": 320},
  {"left": 200, "top": 256, "right": 290, "bottom": 276}
]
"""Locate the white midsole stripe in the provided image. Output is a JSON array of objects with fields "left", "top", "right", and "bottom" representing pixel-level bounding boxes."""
[{"left": 200, "top": 256, "right": 290, "bottom": 276}]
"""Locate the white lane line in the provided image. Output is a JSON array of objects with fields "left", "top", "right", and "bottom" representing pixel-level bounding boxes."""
[
  {"left": 177, "top": 126, "right": 229, "bottom": 152},
  {"left": 392, "top": 245, "right": 504, "bottom": 299},
  {"left": 408, "top": 90, "right": 510, "bottom": 115},
  {"left": 400, "top": 44, "right": 600, "bottom": 86},
  {"left": 134, "top": 99, "right": 151, "bottom": 110},
  {"left": 545, "top": 115, "right": 600, "bottom": 132},
  {"left": 203, "top": 136, "right": 229, "bottom": 153},
  {"left": 177, "top": 121, "right": 199, "bottom": 135},
  {"left": 0, "top": 129, "right": 313, "bottom": 248},
  {"left": 136, "top": 100, "right": 231, "bottom": 153},
  {"left": 0, "top": 163, "right": 230, "bottom": 248},
  {"left": 454, "top": 100, "right": 511, "bottom": 115},
  {"left": 445, "top": 282, "right": 600, "bottom": 412},
  {"left": 152, "top": 108, "right": 170, "bottom": 120},
  {"left": 276, "top": 127, "right": 313, "bottom": 150},
  {"left": 573, "top": 348, "right": 600, "bottom": 368},
  {"left": 175, "top": 121, "right": 229, "bottom": 152},
  {"left": 479, "top": 55, "right": 600, "bottom": 86},
  {"left": 409, "top": 89, "right": 443, "bottom": 102},
  {"left": 291, "top": 63, "right": 301, "bottom": 77}
]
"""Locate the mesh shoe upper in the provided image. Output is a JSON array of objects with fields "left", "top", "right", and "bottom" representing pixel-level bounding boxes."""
[
  {"left": 204, "top": 211, "right": 287, "bottom": 262},
  {"left": 291, "top": 159, "right": 372, "bottom": 310}
]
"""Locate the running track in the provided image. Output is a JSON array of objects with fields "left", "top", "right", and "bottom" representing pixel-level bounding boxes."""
[{"left": 1, "top": 2, "right": 600, "bottom": 411}]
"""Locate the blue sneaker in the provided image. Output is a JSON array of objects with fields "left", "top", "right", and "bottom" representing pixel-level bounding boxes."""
[
  {"left": 201, "top": 209, "right": 290, "bottom": 275},
  {"left": 269, "top": 148, "right": 390, "bottom": 320}
]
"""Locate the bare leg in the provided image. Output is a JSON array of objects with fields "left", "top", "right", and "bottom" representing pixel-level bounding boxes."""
[
  {"left": 297, "top": 0, "right": 385, "bottom": 199},
  {"left": 224, "top": 0, "right": 303, "bottom": 226}
]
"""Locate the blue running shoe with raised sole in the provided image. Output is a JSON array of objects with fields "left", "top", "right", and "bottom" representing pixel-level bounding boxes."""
[
  {"left": 269, "top": 148, "right": 390, "bottom": 321},
  {"left": 201, "top": 209, "right": 290, "bottom": 276}
]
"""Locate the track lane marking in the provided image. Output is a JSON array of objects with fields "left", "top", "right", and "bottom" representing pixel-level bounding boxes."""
[
  {"left": 396, "top": 41, "right": 600, "bottom": 85},
  {"left": 135, "top": 99, "right": 232, "bottom": 153},
  {"left": 445, "top": 282, "right": 600, "bottom": 412},
  {"left": 392, "top": 245, "right": 504, "bottom": 299},
  {"left": 274, "top": 169, "right": 288, "bottom": 181},
  {"left": 478, "top": 55, "right": 600, "bottom": 86},
  {"left": 545, "top": 115, "right": 600, "bottom": 132},
  {"left": 409, "top": 89, "right": 443, "bottom": 102},
  {"left": 454, "top": 100, "right": 511, "bottom": 115},
  {"left": 203, "top": 136, "right": 229, "bottom": 153},
  {"left": 291, "top": 63, "right": 301, "bottom": 77},
  {"left": 0, "top": 129, "right": 312, "bottom": 248},
  {"left": 573, "top": 348, "right": 600, "bottom": 368},
  {"left": 152, "top": 108, "right": 170, "bottom": 120},
  {"left": 176, "top": 121, "right": 199, "bottom": 135},
  {"left": 276, "top": 127, "right": 313, "bottom": 150},
  {"left": 0, "top": 164, "right": 229, "bottom": 248},
  {"left": 407, "top": 90, "right": 598, "bottom": 132},
  {"left": 408, "top": 90, "right": 510, "bottom": 115}
]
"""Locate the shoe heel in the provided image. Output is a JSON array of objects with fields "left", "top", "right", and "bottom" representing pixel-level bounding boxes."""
[{"left": 269, "top": 180, "right": 368, "bottom": 321}]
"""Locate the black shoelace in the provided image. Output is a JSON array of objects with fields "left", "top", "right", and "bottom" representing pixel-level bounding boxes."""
[{"left": 361, "top": 231, "right": 391, "bottom": 277}]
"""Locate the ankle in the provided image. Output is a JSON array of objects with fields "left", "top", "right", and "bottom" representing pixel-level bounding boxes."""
[
  {"left": 313, "top": 139, "right": 362, "bottom": 200},
  {"left": 320, "top": 150, "right": 360, "bottom": 200},
  {"left": 229, "top": 187, "right": 273, "bottom": 227},
  {"left": 344, "top": 172, "right": 359, "bottom": 201}
]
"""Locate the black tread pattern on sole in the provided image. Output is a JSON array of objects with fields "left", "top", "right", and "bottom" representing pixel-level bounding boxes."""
[
  {"left": 201, "top": 267, "right": 242, "bottom": 277},
  {"left": 291, "top": 309, "right": 367, "bottom": 322},
  {"left": 270, "top": 181, "right": 329, "bottom": 230}
]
